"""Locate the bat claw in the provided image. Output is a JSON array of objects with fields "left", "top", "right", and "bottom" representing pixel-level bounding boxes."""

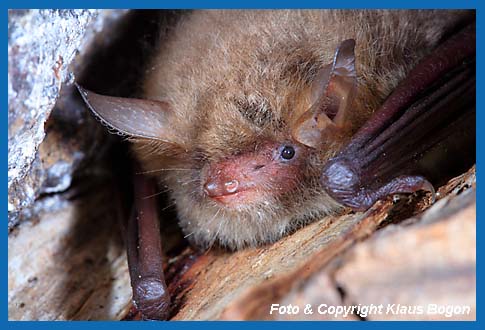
[{"left": 375, "top": 175, "right": 436, "bottom": 206}]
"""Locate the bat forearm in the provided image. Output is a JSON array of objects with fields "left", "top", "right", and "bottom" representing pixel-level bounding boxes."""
[{"left": 126, "top": 166, "right": 170, "bottom": 320}]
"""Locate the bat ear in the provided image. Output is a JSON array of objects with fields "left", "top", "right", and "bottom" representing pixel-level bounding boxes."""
[
  {"left": 76, "top": 84, "right": 177, "bottom": 143},
  {"left": 292, "top": 39, "right": 357, "bottom": 148}
]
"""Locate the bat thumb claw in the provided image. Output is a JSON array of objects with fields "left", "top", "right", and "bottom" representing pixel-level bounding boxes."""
[
  {"left": 376, "top": 175, "right": 436, "bottom": 206},
  {"left": 420, "top": 179, "right": 436, "bottom": 204}
]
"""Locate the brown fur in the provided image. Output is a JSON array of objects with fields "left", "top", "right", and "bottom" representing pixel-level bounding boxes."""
[{"left": 132, "top": 10, "right": 469, "bottom": 250}]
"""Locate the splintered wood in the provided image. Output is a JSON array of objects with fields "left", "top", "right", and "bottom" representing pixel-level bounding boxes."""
[{"left": 8, "top": 167, "right": 475, "bottom": 320}]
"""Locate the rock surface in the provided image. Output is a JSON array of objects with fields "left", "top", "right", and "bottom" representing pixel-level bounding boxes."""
[
  {"left": 8, "top": 9, "right": 126, "bottom": 230},
  {"left": 8, "top": 179, "right": 132, "bottom": 320}
]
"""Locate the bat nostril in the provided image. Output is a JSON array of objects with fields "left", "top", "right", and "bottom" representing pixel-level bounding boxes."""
[
  {"left": 253, "top": 164, "right": 265, "bottom": 171},
  {"left": 203, "top": 181, "right": 218, "bottom": 196},
  {"left": 224, "top": 180, "right": 239, "bottom": 193}
]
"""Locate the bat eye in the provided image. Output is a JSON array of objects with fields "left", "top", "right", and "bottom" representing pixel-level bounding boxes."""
[{"left": 280, "top": 145, "right": 295, "bottom": 160}]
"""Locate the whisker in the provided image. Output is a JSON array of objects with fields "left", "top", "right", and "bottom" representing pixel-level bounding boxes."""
[
  {"left": 211, "top": 214, "right": 225, "bottom": 249},
  {"left": 184, "top": 232, "right": 195, "bottom": 239},
  {"left": 181, "top": 178, "right": 200, "bottom": 186},
  {"left": 161, "top": 202, "right": 176, "bottom": 211},
  {"left": 205, "top": 208, "right": 223, "bottom": 253},
  {"left": 142, "top": 187, "right": 171, "bottom": 199}
]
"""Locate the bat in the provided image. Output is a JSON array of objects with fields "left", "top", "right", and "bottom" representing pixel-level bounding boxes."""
[{"left": 76, "top": 10, "right": 475, "bottom": 319}]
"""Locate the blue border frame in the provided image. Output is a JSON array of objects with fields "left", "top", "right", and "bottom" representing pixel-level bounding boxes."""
[
  {"left": 3, "top": 0, "right": 481, "bottom": 328},
  {"left": 1, "top": 1, "right": 480, "bottom": 9}
]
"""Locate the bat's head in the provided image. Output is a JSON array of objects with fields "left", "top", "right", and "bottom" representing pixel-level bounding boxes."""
[{"left": 77, "top": 39, "right": 358, "bottom": 250}]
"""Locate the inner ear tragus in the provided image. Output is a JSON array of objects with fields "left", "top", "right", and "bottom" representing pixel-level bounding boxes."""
[{"left": 292, "top": 39, "right": 357, "bottom": 148}]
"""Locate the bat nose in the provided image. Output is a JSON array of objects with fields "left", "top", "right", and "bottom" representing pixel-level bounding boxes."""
[
  {"left": 203, "top": 178, "right": 240, "bottom": 197},
  {"left": 202, "top": 149, "right": 272, "bottom": 200}
]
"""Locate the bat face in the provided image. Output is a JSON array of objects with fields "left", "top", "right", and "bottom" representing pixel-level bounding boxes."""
[
  {"left": 78, "top": 10, "right": 472, "bottom": 250},
  {"left": 139, "top": 76, "right": 344, "bottom": 250},
  {"left": 165, "top": 138, "right": 342, "bottom": 250}
]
